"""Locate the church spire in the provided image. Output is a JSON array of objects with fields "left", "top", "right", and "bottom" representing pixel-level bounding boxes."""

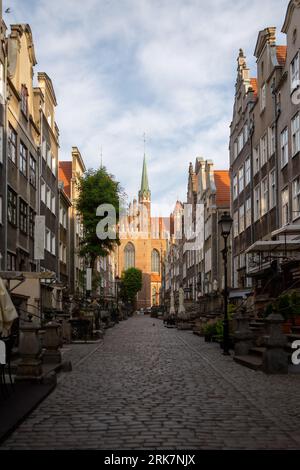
[
  {"left": 138, "top": 153, "right": 151, "bottom": 203},
  {"left": 140, "top": 154, "right": 149, "bottom": 193}
]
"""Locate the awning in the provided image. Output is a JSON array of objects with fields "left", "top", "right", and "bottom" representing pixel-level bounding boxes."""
[
  {"left": 271, "top": 224, "right": 300, "bottom": 238},
  {"left": 245, "top": 240, "right": 300, "bottom": 254},
  {"left": 229, "top": 288, "right": 253, "bottom": 299},
  {"left": 0, "top": 278, "right": 18, "bottom": 336}
]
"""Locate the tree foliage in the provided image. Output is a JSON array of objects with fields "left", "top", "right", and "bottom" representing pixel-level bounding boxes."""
[
  {"left": 76, "top": 166, "right": 124, "bottom": 266},
  {"left": 120, "top": 268, "right": 143, "bottom": 303}
]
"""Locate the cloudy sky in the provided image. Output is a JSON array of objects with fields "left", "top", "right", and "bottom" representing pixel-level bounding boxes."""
[{"left": 5, "top": 0, "right": 288, "bottom": 213}]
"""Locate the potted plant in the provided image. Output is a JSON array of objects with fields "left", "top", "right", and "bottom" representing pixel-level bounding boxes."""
[{"left": 203, "top": 323, "right": 215, "bottom": 342}]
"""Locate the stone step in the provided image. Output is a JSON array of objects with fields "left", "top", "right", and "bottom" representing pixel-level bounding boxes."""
[
  {"left": 249, "top": 347, "right": 266, "bottom": 357},
  {"left": 234, "top": 355, "right": 262, "bottom": 371}
]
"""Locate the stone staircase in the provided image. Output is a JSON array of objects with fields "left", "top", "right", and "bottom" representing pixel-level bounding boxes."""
[{"left": 234, "top": 324, "right": 300, "bottom": 372}]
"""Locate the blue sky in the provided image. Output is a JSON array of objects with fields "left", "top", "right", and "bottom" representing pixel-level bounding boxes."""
[{"left": 5, "top": 0, "right": 288, "bottom": 214}]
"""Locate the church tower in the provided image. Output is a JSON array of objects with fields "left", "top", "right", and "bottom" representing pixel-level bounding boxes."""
[{"left": 138, "top": 154, "right": 151, "bottom": 214}]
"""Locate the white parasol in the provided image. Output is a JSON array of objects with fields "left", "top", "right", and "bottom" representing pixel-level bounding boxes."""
[{"left": 0, "top": 277, "right": 18, "bottom": 336}]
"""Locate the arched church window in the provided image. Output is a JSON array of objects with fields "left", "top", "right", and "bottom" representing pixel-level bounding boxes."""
[
  {"left": 151, "top": 249, "right": 160, "bottom": 273},
  {"left": 124, "top": 242, "right": 135, "bottom": 269}
]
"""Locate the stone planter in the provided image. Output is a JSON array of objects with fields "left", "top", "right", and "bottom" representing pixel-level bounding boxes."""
[{"left": 15, "top": 323, "right": 43, "bottom": 382}]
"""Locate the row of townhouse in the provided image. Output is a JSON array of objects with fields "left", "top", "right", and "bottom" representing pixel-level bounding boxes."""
[
  {"left": 0, "top": 10, "right": 114, "bottom": 319},
  {"left": 162, "top": 158, "right": 230, "bottom": 314},
  {"left": 230, "top": 0, "right": 300, "bottom": 308}
]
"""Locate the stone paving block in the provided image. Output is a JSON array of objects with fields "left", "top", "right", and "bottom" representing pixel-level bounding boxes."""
[{"left": 1, "top": 316, "right": 300, "bottom": 450}]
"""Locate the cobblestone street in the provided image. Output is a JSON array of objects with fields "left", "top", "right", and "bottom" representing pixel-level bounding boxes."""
[{"left": 2, "top": 316, "right": 300, "bottom": 450}]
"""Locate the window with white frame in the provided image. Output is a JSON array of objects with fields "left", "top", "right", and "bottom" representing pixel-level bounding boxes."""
[
  {"left": 245, "top": 157, "right": 251, "bottom": 186},
  {"left": 233, "top": 210, "right": 239, "bottom": 238},
  {"left": 245, "top": 198, "right": 251, "bottom": 228},
  {"left": 254, "top": 185, "right": 260, "bottom": 221},
  {"left": 280, "top": 127, "right": 289, "bottom": 168},
  {"left": 269, "top": 169, "right": 276, "bottom": 209},
  {"left": 268, "top": 124, "right": 276, "bottom": 157},
  {"left": 291, "top": 113, "right": 300, "bottom": 156},
  {"left": 281, "top": 187, "right": 289, "bottom": 225},
  {"left": 21, "top": 85, "right": 28, "bottom": 116},
  {"left": 291, "top": 52, "right": 299, "bottom": 91},
  {"left": 261, "top": 177, "right": 269, "bottom": 216},
  {"left": 233, "top": 140, "right": 238, "bottom": 160},
  {"left": 239, "top": 204, "right": 245, "bottom": 233},
  {"left": 260, "top": 134, "right": 268, "bottom": 166},
  {"left": 292, "top": 177, "right": 300, "bottom": 220},
  {"left": 8, "top": 125, "right": 17, "bottom": 164},
  {"left": 233, "top": 174, "right": 238, "bottom": 199},
  {"left": 51, "top": 154, "right": 56, "bottom": 175},
  {"left": 29, "top": 154, "right": 36, "bottom": 187},
  {"left": 253, "top": 146, "right": 260, "bottom": 174},
  {"left": 238, "top": 166, "right": 244, "bottom": 193},
  {"left": 260, "top": 83, "right": 266, "bottom": 111},
  {"left": 238, "top": 131, "right": 244, "bottom": 154},
  {"left": 20, "top": 142, "right": 28, "bottom": 177},
  {"left": 243, "top": 123, "right": 249, "bottom": 144},
  {"left": 46, "top": 186, "right": 51, "bottom": 209}
]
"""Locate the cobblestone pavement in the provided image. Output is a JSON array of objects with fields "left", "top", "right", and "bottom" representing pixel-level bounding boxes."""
[{"left": 2, "top": 316, "right": 300, "bottom": 450}]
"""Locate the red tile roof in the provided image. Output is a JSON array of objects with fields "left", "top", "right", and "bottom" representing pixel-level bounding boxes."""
[
  {"left": 58, "top": 161, "right": 72, "bottom": 198},
  {"left": 276, "top": 45, "right": 287, "bottom": 67},
  {"left": 214, "top": 170, "right": 230, "bottom": 207},
  {"left": 250, "top": 78, "right": 258, "bottom": 96}
]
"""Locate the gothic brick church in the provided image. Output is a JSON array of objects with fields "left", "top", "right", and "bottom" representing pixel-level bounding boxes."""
[{"left": 116, "top": 155, "right": 169, "bottom": 309}]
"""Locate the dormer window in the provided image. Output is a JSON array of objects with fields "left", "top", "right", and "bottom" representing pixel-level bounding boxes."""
[
  {"left": 21, "top": 84, "right": 28, "bottom": 116},
  {"left": 291, "top": 52, "right": 299, "bottom": 91}
]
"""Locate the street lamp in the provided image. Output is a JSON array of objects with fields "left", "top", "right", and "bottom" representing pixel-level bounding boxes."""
[{"left": 218, "top": 212, "right": 233, "bottom": 356}]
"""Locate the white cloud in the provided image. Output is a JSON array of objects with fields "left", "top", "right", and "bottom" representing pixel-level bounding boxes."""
[{"left": 6, "top": 0, "right": 289, "bottom": 214}]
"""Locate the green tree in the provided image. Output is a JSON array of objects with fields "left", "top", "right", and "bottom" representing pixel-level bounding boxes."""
[
  {"left": 76, "top": 166, "right": 124, "bottom": 274},
  {"left": 120, "top": 268, "right": 143, "bottom": 305}
]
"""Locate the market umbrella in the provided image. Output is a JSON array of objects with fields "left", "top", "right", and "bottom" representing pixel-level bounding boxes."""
[{"left": 0, "top": 277, "right": 18, "bottom": 337}]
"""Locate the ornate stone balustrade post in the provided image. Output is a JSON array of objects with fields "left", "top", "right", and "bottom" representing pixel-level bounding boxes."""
[
  {"left": 234, "top": 306, "right": 253, "bottom": 356},
  {"left": 43, "top": 321, "right": 62, "bottom": 364}
]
